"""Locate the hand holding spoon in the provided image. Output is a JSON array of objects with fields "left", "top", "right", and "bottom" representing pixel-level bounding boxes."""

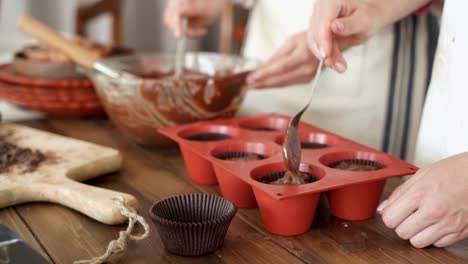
[
  {"left": 282, "top": 7, "right": 343, "bottom": 181},
  {"left": 282, "top": 59, "right": 324, "bottom": 177}
]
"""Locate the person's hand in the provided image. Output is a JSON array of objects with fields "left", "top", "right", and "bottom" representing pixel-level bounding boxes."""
[
  {"left": 307, "top": 0, "right": 432, "bottom": 72},
  {"left": 164, "top": 0, "right": 227, "bottom": 37},
  {"left": 377, "top": 152, "right": 468, "bottom": 248},
  {"left": 246, "top": 32, "right": 319, "bottom": 89},
  {"left": 307, "top": 0, "right": 384, "bottom": 73}
]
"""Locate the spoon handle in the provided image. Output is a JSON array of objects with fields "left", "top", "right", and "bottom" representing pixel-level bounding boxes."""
[
  {"left": 174, "top": 1, "right": 189, "bottom": 78},
  {"left": 301, "top": 59, "right": 324, "bottom": 114},
  {"left": 282, "top": 59, "right": 324, "bottom": 173}
]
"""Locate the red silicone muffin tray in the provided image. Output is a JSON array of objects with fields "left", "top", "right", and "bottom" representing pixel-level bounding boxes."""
[{"left": 158, "top": 113, "right": 418, "bottom": 236}]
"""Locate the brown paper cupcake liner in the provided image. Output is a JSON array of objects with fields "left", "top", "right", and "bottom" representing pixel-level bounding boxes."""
[
  {"left": 328, "top": 159, "right": 384, "bottom": 171},
  {"left": 149, "top": 193, "right": 237, "bottom": 256},
  {"left": 214, "top": 151, "right": 267, "bottom": 162}
]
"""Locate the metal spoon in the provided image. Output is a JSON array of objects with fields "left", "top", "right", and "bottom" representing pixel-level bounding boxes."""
[
  {"left": 282, "top": 6, "right": 342, "bottom": 175},
  {"left": 174, "top": 0, "right": 188, "bottom": 78},
  {"left": 282, "top": 59, "right": 324, "bottom": 174}
]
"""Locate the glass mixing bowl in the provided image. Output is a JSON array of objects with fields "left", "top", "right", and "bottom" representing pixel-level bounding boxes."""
[{"left": 88, "top": 52, "right": 260, "bottom": 147}]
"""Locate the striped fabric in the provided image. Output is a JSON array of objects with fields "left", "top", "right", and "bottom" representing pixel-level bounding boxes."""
[{"left": 382, "top": 14, "right": 439, "bottom": 161}]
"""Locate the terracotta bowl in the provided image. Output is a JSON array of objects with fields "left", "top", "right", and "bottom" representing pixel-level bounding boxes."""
[{"left": 12, "top": 52, "right": 84, "bottom": 79}]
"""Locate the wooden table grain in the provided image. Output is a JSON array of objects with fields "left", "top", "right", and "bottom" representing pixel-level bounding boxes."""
[{"left": 1, "top": 118, "right": 467, "bottom": 264}]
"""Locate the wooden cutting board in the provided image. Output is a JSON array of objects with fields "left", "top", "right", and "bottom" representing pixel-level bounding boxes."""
[{"left": 0, "top": 124, "right": 138, "bottom": 225}]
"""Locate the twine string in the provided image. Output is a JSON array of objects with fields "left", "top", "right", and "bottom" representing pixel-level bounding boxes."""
[{"left": 74, "top": 197, "right": 150, "bottom": 264}]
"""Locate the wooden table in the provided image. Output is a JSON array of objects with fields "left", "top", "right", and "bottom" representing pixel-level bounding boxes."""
[{"left": 1, "top": 118, "right": 467, "bottom": 264}]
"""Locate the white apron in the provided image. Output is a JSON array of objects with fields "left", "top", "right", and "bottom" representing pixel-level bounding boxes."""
[
  {"left": 239, "top": 0, "right": 436, "bottom": 161},
  {"left": 414, "top": 0, "right": 468, "bottom": 166}
]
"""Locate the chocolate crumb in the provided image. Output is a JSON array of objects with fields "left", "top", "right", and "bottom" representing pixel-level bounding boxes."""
[{"left": 0, "top": 139, "right": 46, "bottom": 174}]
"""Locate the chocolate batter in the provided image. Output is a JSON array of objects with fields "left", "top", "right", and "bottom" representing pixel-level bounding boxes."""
[
  {"left": 330, "top": 160, "right": 382, "bottom": 171},
  {"left": 137, "top": 69, "right": 249, "bottom": 123},
  {"left": 218, "top": 152, "right": 265, "bottom": 162},
  {"left": 0, "top": 139, "right": 46, "bottom": 173},
  {"left": 259, "top": 171, "right": 316, "bottom": 185},
  {"left": 138, "top": 70, "right": 207, "bottom": 80},
  {"left": 99, "top": 67, "right": 249, "bottom": 147}
]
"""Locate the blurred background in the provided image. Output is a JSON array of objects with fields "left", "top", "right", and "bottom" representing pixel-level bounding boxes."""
[
  {"left": 0, "top": 0, "right": 250, "bottom": 120},
  {"left": 0, "top": 0, "right": 250, "bottom": 55},
  {"left": 0, "top": 0, "right": 227, "bottom": 53}
]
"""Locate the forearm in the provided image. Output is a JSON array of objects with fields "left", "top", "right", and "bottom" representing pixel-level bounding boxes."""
[{"left": 372, "top": 0, "right": 432, "bottom": 28}]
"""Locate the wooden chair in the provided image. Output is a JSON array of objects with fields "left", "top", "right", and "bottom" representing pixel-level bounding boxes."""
[
  {"left": 75, "top": 0, "right": 121, "bottom": 44},
  {"left": 75, "top": 0, "right": 250, "bottom": 53},
  {"left": 218, "top": 2, "right": 251, "bottom": 54}
]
